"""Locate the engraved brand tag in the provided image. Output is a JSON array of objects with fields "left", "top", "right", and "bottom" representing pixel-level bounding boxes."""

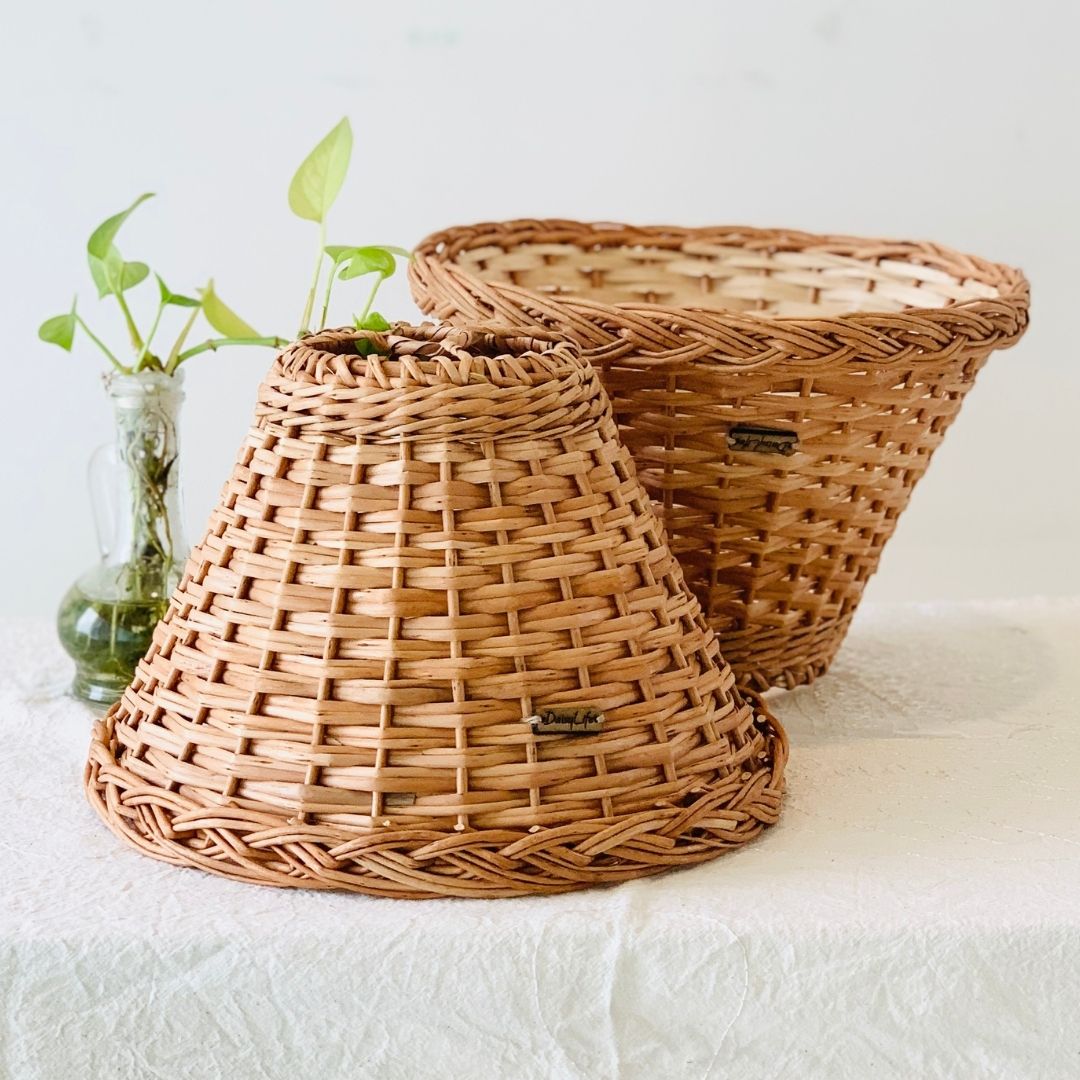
[
  {"left": 727, "top": 425, "right": 799, "bottom": 456},
  {"left": 526, "top": 707, "right": 605, "bottom": 735}
]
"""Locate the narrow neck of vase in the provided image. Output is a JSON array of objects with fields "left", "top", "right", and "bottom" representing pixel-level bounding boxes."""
[{"left": 100, "top": 369, "right": 188, "bottom": 568}]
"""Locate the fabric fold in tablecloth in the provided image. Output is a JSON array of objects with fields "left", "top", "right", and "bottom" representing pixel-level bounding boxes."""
[{"left": 2, "top": 599, "right": 1079, "bottom": 1079}]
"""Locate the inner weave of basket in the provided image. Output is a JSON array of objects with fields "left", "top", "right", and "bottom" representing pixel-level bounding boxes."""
[{"left": 450, "top": 240, "right": 1002, "bottom": 317}]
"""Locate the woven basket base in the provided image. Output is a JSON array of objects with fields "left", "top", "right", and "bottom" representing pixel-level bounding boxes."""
[
  {"left": 720, "top": 611, "right": 855, "bottom": 691},
  {"left": 85, "top": 708, "right": 787, "bottom": 900}
]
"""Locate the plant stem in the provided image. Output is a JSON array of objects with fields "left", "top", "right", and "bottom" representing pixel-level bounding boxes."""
[
  {"left": 358, "top": 274, "right": 382, "bottom": 323},
  {"left": 164, "top": 303, "right": 203, "bottom": 374},
  {"left": 298, "top": 220, "right": 326, "bottom": 336},
  {"left": 319, "top": 256, "right": 342, "bottom": 330},
  {"left": 114, "top": 289, "right": 144, "bottom": 353},
  {"left": 75, "top": 315, "right": 129, "bottom": 374},
  {"left": 136, "top": 299, "right": 167, "bottom": 372},
  {"left": 175, "top": 336, "right": 289, "bottom": 365}
]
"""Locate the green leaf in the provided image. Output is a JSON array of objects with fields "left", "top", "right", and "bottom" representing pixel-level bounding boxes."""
[
  {"left": 340, "top": 246, "right": 397, "bottom": 281},
  {"left": 89, "top": 246, "right": 120, "bottom": 297},
  {"left": 326, "top": 244, "right": 409, "bottom": 274},
  {"left": 39, "top": 313, "right": 77, "bottom": 351},
  {"left": 89, "top": 246, "right": 147, "bottom": 297},
  {"left": 353, "top": 309, "right": 391, "bottom": 356},
  {"left": 87, "top": 192, "right": 154, "bottom": 261},
  {"left": 354, "top": 311, "right": 391, "bottom": 354},
  {"left": 39, "top": 298, "right": 78, "bottom": 351},
  {"left": 89, "top": 256, "right": 110, "bottom": 298},
  {"left": 288, "top": 118, "right": 352, "bottom": 224},
  {"left": 358, "top": 310, "right": 390, "bottom": 332},
  {"left": 199, "top": 280, "right": 259, "bottom": 337},
  {"left": 324, "top": 244, "right": 357, "bottom": 264},
  {"left": 156, "top": 273, "right": 200, "bottom": 308},
  {"left": 121, "top": 261, "right": 149, "bottom": 290}
]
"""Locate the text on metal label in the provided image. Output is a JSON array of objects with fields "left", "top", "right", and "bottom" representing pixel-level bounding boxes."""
[
  {"left": 727, "top": 425, "right": 799, "bottom": 456},
  {"left": 526, "top": 707, "right": 605, "bottom": 735}
]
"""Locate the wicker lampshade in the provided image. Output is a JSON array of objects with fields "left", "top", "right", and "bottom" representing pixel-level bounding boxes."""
[
  {"left": 409, "top": 220, "right": 1031, "bottom": 690},
  {"left": 85, "top": 323, "right": 786, "bottom": 899}
]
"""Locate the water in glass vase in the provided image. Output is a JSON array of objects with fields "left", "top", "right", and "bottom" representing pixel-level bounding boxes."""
[
  {"left": 57, "top": 370, "right": 188, "bottom": 706},
  {"left": 57, "top": 578, "right": 172, "bottom": 704}
]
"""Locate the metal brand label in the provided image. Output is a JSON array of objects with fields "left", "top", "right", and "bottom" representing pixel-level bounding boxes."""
[
  {"left": 526, "top": 707, "right": 605, "bottom": 735},
  {"left": 727, "top": 425, "right": 799, "bottom": 456}
]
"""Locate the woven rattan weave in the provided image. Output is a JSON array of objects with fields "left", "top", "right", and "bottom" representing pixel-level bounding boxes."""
[
  {"left": 409, "top": 221, "right": 1030, "bottom": 689},
  {"left": 86, "top": 323, "right": 786, "bottom": 898}
]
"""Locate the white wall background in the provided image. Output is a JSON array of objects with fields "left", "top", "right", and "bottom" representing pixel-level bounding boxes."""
[{"left": 1, "top": 0, "right": 1076, "bottom": 617}]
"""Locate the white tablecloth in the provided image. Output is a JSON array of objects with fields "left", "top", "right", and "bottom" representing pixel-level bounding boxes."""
[{"left": 3, "top": 600, "right": 1079, "bottom": 1080}]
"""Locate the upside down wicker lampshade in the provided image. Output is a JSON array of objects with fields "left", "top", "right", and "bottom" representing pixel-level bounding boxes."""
[
  {"left": 86, "top": 323, "right": 786, "bottom": 899},
  {"left": 409, "top": 220, "right": 1031, "bottom": 690}
]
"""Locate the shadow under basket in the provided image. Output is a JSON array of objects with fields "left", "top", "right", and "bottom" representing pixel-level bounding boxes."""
[
  {"left": 409, "top": 221, "right": 1031, "bottom": 690},
  {"left": 85, "top": 323, "right": 786, "bottom": 899}
]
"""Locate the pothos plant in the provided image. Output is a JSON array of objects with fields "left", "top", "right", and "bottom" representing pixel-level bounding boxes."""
[
  {"left": 37, "top": 119, "right": 409, "bottom": 559},
  {"left": 39, "top": 116, "right": 409, "bottom": 371},
  {"left": 43, "top": 118, "right": 410, "bottom": 704},
  {"left": 289, "top": 117, "right": 409, "bottom": 352},
  {"left": 38, "top": 192, "right": 285, "bottom": 375}
]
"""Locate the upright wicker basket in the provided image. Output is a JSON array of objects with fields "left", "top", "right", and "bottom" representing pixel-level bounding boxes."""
[
  {"left": 410, "top": 221, "right": 1031, "bottom": 689},
  {"left": 86, "top": 323, "right": 786, "bottom": 899}
]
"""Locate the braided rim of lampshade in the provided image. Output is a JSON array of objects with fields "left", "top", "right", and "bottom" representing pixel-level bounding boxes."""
[
  {"left": 85, "top": 322, "right": 787, "bottom": 899},
  {"left": 262, "top": 324, "right": 608, "bottom": 444},
  {"left": 409, "top": 219, "right": 1030, "bottom": 371}
]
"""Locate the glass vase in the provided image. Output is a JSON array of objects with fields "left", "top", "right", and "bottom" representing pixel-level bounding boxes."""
[{"left": 57, "top": 369, "right": 189, "bottom": 705}]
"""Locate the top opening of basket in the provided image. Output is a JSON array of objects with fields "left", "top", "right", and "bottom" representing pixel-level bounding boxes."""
[
  {"left": 279, "top": 323, "right": 581, "bottom": 385},
  {"left": 423, "top": 222, "right": 1015, "bottom": 319},
  {"left": 264, "top": 323, "right": 606, "bottom": 445}
]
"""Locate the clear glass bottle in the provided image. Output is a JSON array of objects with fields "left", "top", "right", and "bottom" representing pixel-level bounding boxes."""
[{"left": 57, "top": 370, "right": 189, "bottom": 705}]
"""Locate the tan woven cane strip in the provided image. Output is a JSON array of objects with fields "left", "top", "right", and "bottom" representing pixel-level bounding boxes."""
[
  {"left": 371, "top": 439, "right": 407, "bottom": 826},
  {"left": 478, "top": 437, "right": 541, "bottom": 817},
  {"left": 302, "top": 442, "right": 364, "bottom": 827}
]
